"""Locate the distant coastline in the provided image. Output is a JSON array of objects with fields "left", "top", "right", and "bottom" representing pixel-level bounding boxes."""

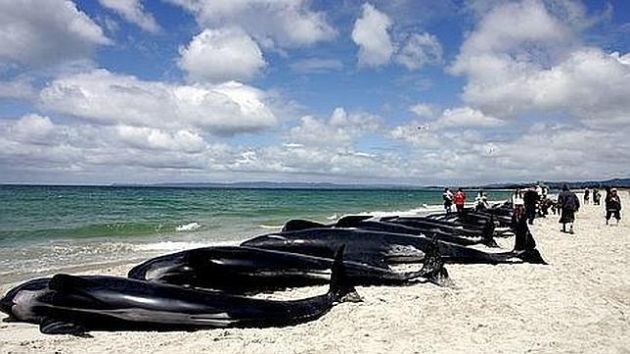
[{"left": 2, "top": 177, "right": 629, "bottom": 190}]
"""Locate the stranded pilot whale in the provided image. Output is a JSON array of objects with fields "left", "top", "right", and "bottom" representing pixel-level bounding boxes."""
[
  {"left": 128, "top": 243, "right": 450, "bottom": 292},
  {"left": 242, "top": 227, "right": 546, "bottom": 265},
  {"left": 0, "top": 247, "right": 361, "bottom": 336},
  {"left": 283, "top": 215, "right": 499, "bottom": 248}
]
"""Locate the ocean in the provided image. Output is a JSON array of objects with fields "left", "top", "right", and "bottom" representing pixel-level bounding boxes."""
[{"left": 0, "top": 185, "right": 512, "bottom": 282}]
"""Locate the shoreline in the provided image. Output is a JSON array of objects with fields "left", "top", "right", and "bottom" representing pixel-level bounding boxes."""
[{"left": 1, "top": 201, "right": 628, "bottom": 353}]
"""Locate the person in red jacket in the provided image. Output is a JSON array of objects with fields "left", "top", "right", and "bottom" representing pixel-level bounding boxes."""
[{"left": 454, "top": 188, "right": 466, "bottom": 216}]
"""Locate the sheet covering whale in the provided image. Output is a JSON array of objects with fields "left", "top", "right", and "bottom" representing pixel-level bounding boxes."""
[
  {"left": 0, "top": 247, "right": 361, "bottom": 335},
  {"left": 241, "top": 228, "right": 546, "bottom": 265},
  {"left": 128, "top": 244, "right": 450, "bottom": 292}
]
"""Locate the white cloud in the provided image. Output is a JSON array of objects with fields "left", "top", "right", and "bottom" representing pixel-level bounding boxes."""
[
  {"left": 434, "top": 107, "right": 505, "bottom": 129},
  {"left": 409, "top": 103, "right": 437, "bottom": 118},
  {"left": 395, "top": 33, "right": 443, "bottom": 70},
  {"left": 115, "top": 126, "right": 206, "bottom": 153},
  {"left": 39, "top": 69, "right": 277, "bottom": 135},
  {"left": 351, "top": 4, "right": 442, "bottom": 71},
  {"left": 167, "top": 0, "right": 336, "bottom": 48},
  {"left": 290, "top": 58, "right": 343, "bottom": 74},
  {"left": 288, "top": 107, "right": 380, "bottom": 147},
  {"left": 0, "top": 76, "right": 37, "bottom": 100},
  {"left": 352, "top": 3, "right": 394, "bottom": 68},
  {"left": 178, "top": 28, "right": 266, "bottom": 83},
  {"left": 0, "top": 0, "right": 111, "bottom": 67},
  {"left": 98, "top": 0, "right": 160, "bottom": 33},
  {"left": 388, "top": 119, "right": 630, "bottom": 183},
  {"left": 451, "top": 0, "right": 630, "bottom": 126},
  {"left": 7, "top": 114, "right": 55, "bottom": 144}
]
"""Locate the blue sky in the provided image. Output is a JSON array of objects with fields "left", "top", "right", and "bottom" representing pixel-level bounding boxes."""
[{"left": 1, "top": 0, "right": 629, "bottom": 185}]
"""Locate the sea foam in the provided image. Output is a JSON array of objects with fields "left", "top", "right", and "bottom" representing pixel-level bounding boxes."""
[{"left": 175, "top": 222, "right": 201, "bottom": 232}]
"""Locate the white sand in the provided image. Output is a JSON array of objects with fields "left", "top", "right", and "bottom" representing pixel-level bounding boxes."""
[{"left": 1, "top": 202, "right": 628, "bottom": 353}]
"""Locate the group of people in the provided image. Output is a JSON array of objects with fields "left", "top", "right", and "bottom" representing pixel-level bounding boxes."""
[
  {"left": 442, "top": 188, "right": 466, "bottom": 216},
  {"left": 583, "top": 187, "right": 602, "bottom": 205},
  {"left": 442, "top": 188, "right": 491, "bottom": 216},
  {"left": 441, "top": 184, "right": 623, "bottom": 234},
  {"left": 512, "top": 183, "right": 623, "bottom": 234},
  {"left": 512, "top": 184, "right": 551, "bottom": 226}
]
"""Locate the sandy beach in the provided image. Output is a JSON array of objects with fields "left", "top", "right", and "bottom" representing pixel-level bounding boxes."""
[{"left": 1, "top": 200, "right": 628, "bottom": 354}]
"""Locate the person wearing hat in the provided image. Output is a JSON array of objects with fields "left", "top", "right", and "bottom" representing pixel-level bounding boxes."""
[
  {"left": 557, "top": 184, "right": 580, "bottom": 234},
  {"left": 605, "top": 188, "right": 622, "bottom": 225}
]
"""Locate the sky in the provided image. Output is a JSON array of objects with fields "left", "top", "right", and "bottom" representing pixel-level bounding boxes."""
[{"left": 1, "top": 0, "right": 629, "bottom": 185}]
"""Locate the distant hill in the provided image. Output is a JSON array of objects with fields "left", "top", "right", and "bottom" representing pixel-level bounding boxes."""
[
  {"left": 107, "top": 178, "right": 630, "bottom": 190},
  {"left": 146, "top": 181, "right": 433, "bottom": 190},
  {"left": 480, "top": 178, "right": 630, "bottom": 190}
]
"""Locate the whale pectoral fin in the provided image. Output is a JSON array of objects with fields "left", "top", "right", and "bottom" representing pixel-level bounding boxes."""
[{"left": 40, "top": 318, "right": 91, "bottom": 337}]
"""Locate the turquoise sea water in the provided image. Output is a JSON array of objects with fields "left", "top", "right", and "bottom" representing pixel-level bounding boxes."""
[{"left": 0, "top": 185, "right": 511, "bottom": 281}]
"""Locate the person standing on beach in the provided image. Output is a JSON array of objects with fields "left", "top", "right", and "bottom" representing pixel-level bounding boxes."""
[
  {"left": 593, "top": 189, "right": 601, "bottom": 205},
  {"left": 558, "top": 184, "right": 580, "bottom": 234},
  {"left": 442, "top": 188, "right": 454, "bottom": 215},
  {"left": 523, "top": 186, "right": 539, "bottom": 225},
  {"left": 584, "top": 187, "right": 590, "bottom": 205},
  {"left": 605, "top": 189, "right": 622, "bottom": 225},
  {"left": 474, "top": 191, "right": 489, "bottom": 211},
  {"left": 454, "top": 188, "right": 466, "bottom": 216}
]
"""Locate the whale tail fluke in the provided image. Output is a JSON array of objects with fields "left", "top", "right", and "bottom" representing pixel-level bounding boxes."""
[
  {"left": 329, "top": 245, "right": 362, "bottom": 303},
  {"left": 416, "top": 238, "right": 452, "bottom": 287},
  {"left": 515, "top": 248, "right": 548, "bottom": 265},
  {"left": 482, "top": 219, "right": 499, "bottom": 248}
]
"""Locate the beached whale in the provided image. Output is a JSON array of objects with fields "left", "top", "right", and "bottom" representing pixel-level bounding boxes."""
[
  {"left": 0, "top": 248, "right": 361, "bottom": 336},
  {"left": 241, "top": 228, "right": 546, "bottom": 265},
  {"left": 283, "top": 215, "right": 499, "bottom": 248},
  {"left": 127, "top": 244, "right": 450, "bottom": 292}
]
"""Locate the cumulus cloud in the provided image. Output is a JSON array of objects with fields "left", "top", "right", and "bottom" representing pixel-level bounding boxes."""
[
  {"left": 167, "top": 0, "right": 336, "bottom": 48},
  {"left": 434, "top": 107, "right": 505, "bottom": 129},
  {"left": 115, "top": 125, "right": 206, "bottom": 153},
  {"left": 388, "top": 119, "right": 630, "bottom": 183},
  {"left": 98, "top": 0, "right": 160, "bottom": 33},
  {"left": 351, "top": 4, "right": 442, "bottom": 70},
  {"left": 0, "top": 0, "right": 111, "bottom": 67},
  {"left": 395, "top": 33, "right": 443, "bottom": 70},
  {"left": 287, "top": 107, "right": 381, "bottom": 147},
  {"left": 6, "top": 114, "right": 56, "bottom": 144},
  {"left": 178, "top": 28, "right": 266, "bottom": 83},
  {"left": 451, "top": 0, "right": 630, "bottom": 126},
  {"left": 39, "top": 69, "right": 277, "bottom": 135},
  {"left": 352, "top": 3, "right": 394, "bottom": 67}
]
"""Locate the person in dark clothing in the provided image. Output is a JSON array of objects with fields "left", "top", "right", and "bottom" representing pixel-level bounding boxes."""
[
  {"left": 584, "top": 188, "right": 590, "bottom": 205},
  {"left": 605, "top": 189, "right": 622, "bottom": 225},
  {"left": 593, "top": 189, "right": 601, "bottom": 205},
  {"left": 522, "top": 187, "right": 539, "bottom": 225},
  {"left": 558, "top": 184, "right": 580, "bottom": 234},
  {"left": 511, "top": 201, "right": 536, "bottom": 251}
]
